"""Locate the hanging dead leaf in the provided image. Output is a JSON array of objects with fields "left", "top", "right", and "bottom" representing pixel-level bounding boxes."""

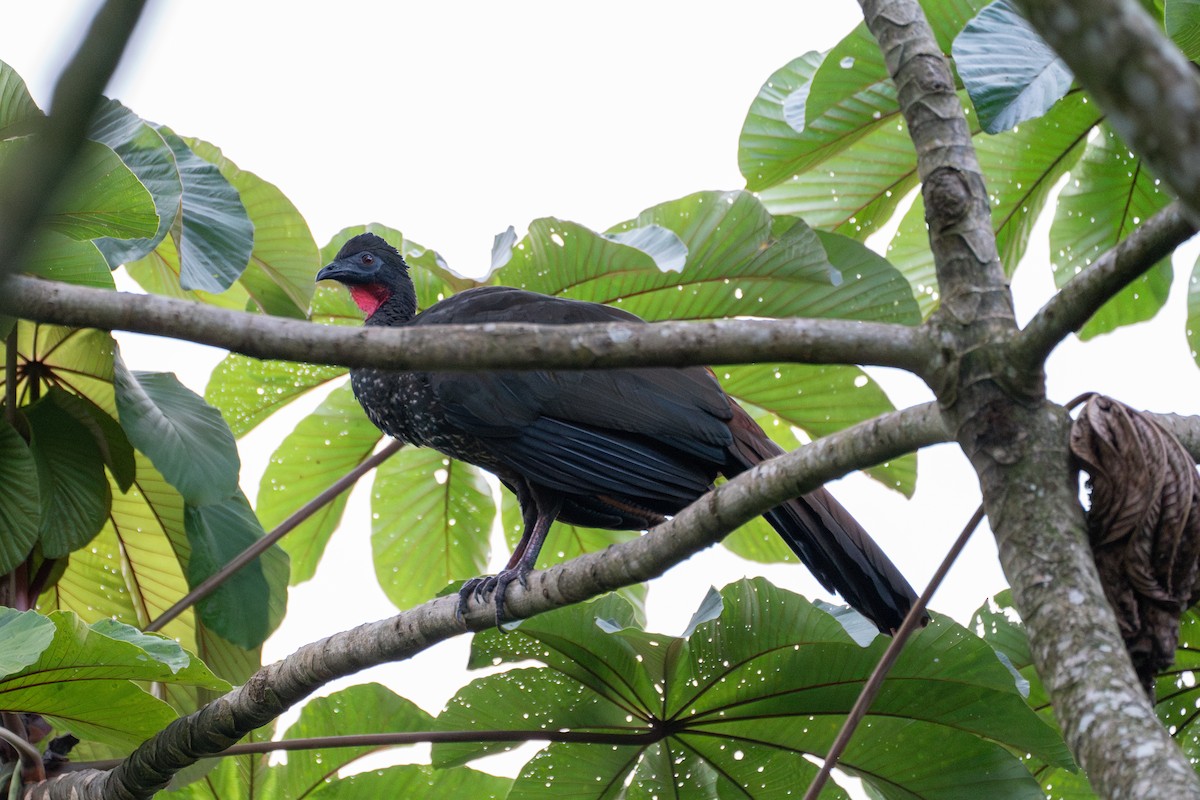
[{"left": 1070, "top": 394, "right": 1200, "bottom": 696}]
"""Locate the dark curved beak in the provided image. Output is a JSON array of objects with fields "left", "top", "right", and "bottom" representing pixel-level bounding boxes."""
[{"left": 316, "top": 260, "right": 355, "bottom": 284}]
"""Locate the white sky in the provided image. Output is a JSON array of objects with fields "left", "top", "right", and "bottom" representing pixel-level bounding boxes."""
[{"left": 5, "top": 0, "right": 1200, "bottom": 784}]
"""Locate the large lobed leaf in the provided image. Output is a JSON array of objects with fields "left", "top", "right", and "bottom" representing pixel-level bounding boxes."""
[
  {"left": 435, "top": 580, "right": 1070, "bottom": 799},
  {"left": 0, "top": 607, "right": 226, "bottom": 751},
  {"left": 0, "top": 417, "right": 40, "bottom": 575},
  {"left": 261, "top": 383, "right": 381, "bottom": 585},
  {"left": 186, "top": 138, "right": 318, "bottom": 317},
  {"left": 371, "top": 445, "right": 494, "bottom": 610},
  {"left": 158, "top": 683, "right": 511, "bottom": 799},
  {"left": 115, "top": 360, "right": 241, "bottom": 507},
  {"left": 1052, "top": 124, "right": 1173, "bottom": 339}
]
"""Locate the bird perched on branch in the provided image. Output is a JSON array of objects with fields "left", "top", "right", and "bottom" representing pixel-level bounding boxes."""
[{"left": 317, "top": 232, "right": 920, "bottom": 632}]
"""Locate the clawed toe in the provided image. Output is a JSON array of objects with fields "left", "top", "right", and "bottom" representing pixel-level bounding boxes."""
[{"left": 455, "top": 569, "right": 530, "bottom": 624}]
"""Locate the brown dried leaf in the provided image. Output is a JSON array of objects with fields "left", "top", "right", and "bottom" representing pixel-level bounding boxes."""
[{"left": 1070, "top": 395, "right": 1200, "bottom": 695}]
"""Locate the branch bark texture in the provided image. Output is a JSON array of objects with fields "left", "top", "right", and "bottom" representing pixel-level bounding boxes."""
[
  {"left": 0, "top": 275, "right": 936, "bottom": 376},
  {"left": 23, "top": 404, "right": 947, "bottom": 800},
  {"left": 861, "top": 0, "right": 1200, "bottom": 798}
]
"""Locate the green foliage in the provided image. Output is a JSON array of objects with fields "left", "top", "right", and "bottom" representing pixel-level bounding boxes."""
[
  {"left": 953, "top": 0, "right": 1073, "bottom": 133},
  {"left": 1052, "top": 124, "right": 1172, "bottom": 338},
  {"left": 371, "top": 446, "right": 494, "bottom": 610},
  {"left": 159, "top": 683, "right": 512, "bottom": 800},
  {"left": 432, "top": 581, "right": 1070, "bottom": 799},
  {"left": 0, "top": 418, "right": 40, "bottom": 575},
  {"left": 1, "top": 15, "right": 1192, "bottom": 793},
  {"left": 0, "top": 607, "right": 226, "bottom": 751},
  {"left": 1166, "top": 0, "right": 1200, "bottom": 59}
]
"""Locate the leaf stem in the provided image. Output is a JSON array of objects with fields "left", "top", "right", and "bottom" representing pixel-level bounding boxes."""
[
  {"left": 4, "top": 328, "right": 15, "bottom": 426},
  {"left": 0, "top": 716, "right": 42, "bottom": 784},
  {"left": 56, "top": 727, "right": 663, "bottom": 774},
  {"left": 802, "top": 504, "right": 985, "bottom": 800},
  {"left": 144, "top": 439, "right": 402, "bottom": 633}
]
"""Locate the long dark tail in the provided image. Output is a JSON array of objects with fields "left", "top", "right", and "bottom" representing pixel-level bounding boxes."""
[{"left": 724, "top": 405, "right": 921, "bottom": 633}]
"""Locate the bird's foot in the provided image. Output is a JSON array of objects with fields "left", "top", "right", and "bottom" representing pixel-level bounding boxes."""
[{"left": 456, "top": 567, "right": 530, "bottom": 625}]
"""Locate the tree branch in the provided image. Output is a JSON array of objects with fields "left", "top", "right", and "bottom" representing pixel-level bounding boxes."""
[
  {"left": 0, "top": 0, "right": 147, "bottom": 278},
  {"left": 0, "top": 275, "right": 937, "bottom": 377},
  {"left": 1016, "top": 0, "right": 1200, "bottom": 225},
  {"left": 863, "top": 0, "right": 1200, "bottom": 797},
  {"left": 22, "top": 403, "right": 947, "bottom": 800},
  {"left": 1013, "top": 201, "right": 1196, "bottom": 369},
  {"left": 859, "top": 0, "right": 1011, "bottom": 333}
]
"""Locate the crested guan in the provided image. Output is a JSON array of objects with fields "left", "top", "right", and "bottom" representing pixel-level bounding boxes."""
[{"left": 317, "top": 232, "right": 920, "bottom": 632}]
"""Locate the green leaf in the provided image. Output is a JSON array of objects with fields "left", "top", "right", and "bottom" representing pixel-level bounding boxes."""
[
  {"left": 88, "top": 98, "right": 182, "bottom": 267},
  {"left": 603, "top": 224, "right": 688, "bottom": 272},
  {"left": 42, "top": 387, "right": 135, "bottom": 492},
  {"left": 372, "top": 445, "right": 494, "bottom": 610},
  {"left": 114, "top": 360, "right": 241, "bottom": 506},
  {"left": 0, "top": 609, "right": 54, "bottom": 677},
  {"left": 442, "top": 580, "right": 1069, "bottom": 798},
  {"left": 0, "top": 137, "right": 157, "bottom": 241},
  {"left": 205, "top": 358, "right": 347, "bottom": 439},
  {"left": 973, "top": 593, "right": 1093, "bottom": 797},
  {"left": 185, "top": 491, "right": 289, "bottom": 649},
  {"left": 499, "top": 193, "right": 916, "bottom": 325},
  {"left": 312, "top": 765, "right": 512, "bottom": 799},
  {"left": 25, "top": 395, "right": 111, "bottom": 558},
  {"left": 756, "top": 113, "right": 919, "bottom": 240},
  {"left": 738, "top": 52, "right": 828, "bottom": 190},
  {"left": 801, "top": 23, "right": 897, "bottom": 143},
  {"left": 1052, "top": 124, "right": 1173, "bottom": 339},
  {"left": 259, "top": 383, "right": 380, "bottom": 584},
  {"left": 39, "top": 451, "right": 193, "bottom": 651},
  {"left": 185, "top": 138, "right": 318, "bottom": 318},
  {"left": 0, "top": 608, "right": 226, "bottom": 750},
  {"left": 90, "top": 619, "right": 193, "bottom": 673},
  {"left": 260, "top": 683, "right": 433, "bottom": 799},
  {"left": 0, "top": 417, "right": 40, "bottom": 575},
  {"left": 741, "top": 1, "right": 979, "bottom": 195},
  {"left": 125, "top": 231, "right": 251, "bottom": 311},
  {"left": 718, "top": 361, "right": 917, "bottom": 495},
  {"left": 155, "top": 127, "right": 254, "bottom": 293},
  {"left": 0, "top": 59, "right": 42, "bottom": 136},
  {"left": 954, "top": 0, "right": 1073, "bottom": 133},
  {"left": 977, "top": 92, "right": 1099, "bottom": 273},
  {"left": 203, "top": 277, "right": 363, "bottom": 440},
  {"left": 5, "top": 322, "right": 117, "bottom": 413},
  {"left": 1167, "top": 0, "right": 1200, "bottom": 60},
  {"left": 22, "top": 231, "right": 115, "bottom": 288}
]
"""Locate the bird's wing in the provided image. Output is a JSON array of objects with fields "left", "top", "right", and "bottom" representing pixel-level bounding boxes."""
[{"left": 417, "top": 287, "right": 733, "bottom": 500}]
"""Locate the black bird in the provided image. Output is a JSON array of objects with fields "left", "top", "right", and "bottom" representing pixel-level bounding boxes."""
[{"left": 317, "top": 232, "right": 920, "bottom": 631}]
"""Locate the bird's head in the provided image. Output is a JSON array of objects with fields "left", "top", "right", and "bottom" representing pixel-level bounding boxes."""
[{"left": 316, "top": 232, "right": 416, "bottom": 323}]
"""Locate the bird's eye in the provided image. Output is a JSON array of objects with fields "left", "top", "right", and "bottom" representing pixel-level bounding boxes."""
[{"left": 361, "top": 253, "right": 375, "bottom": 266}]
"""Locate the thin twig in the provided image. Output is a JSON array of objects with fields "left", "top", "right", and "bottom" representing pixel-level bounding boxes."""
[
  {"left": 4, "top": 329, "right": 15, "bottom": 425},
  {"left": 802, "top": 504, "right": 985, "bottom": 800},
  {"left": 1013, "top": 202, "right": 1195, "bottom": 370},
  {"left": 56, "top": 727, "right": 664, "bottom": 773},
  {"left": 144, "top": 440, "right": 402, "bottom": 633}
]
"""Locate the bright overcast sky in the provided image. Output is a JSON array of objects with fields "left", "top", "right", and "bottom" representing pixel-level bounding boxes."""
[{"left": 5, "top": 0, "right": 1200, "bottom": 779}]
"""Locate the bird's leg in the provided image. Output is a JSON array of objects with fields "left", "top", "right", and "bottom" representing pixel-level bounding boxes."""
[{"left": 458, "top": 484, "right": 561, "bottom": 624}]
